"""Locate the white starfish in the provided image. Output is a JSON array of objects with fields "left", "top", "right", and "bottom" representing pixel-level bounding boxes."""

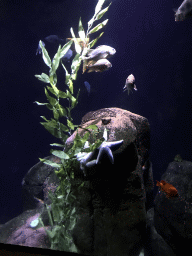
[{"left": 76, "top": 128, "right": 123, "bottom": 175}]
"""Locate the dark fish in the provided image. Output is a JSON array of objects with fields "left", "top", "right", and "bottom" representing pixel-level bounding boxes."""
[
  {"left": 36, "top": 40, "right": 45, "bottom": 55},
  {"left": 45, "top": 35, "right": 65, "bottom": 44},
  {"left": 61, "top": 49, "right": 73, "bottom": 62},
  {"left": 84, "top": 81, "right": 91, "bottom": 95},
  {"left": 174, "top": 0, "right": 192, "bottom": 21}
]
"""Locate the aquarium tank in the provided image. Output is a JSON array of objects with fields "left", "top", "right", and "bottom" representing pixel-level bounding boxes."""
[{"left": 1, "top": 0, "right": 192, "bottom": 255}]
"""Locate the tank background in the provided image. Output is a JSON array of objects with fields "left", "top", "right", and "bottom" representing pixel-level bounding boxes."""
[{"left": 0, "top": 0, "right": 192, "bottom": 224}]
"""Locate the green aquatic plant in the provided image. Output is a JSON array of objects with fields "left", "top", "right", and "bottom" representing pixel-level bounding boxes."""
[
  {"left": 174, "top": 154, "right": 183, "bottom": 162},
  {"left": 34, "top": 0, "right": 112, "bottom": 252}
]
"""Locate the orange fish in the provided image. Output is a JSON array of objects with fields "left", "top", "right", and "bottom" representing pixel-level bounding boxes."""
[{"left": 156, "top": 180, "right": 178, "bottom": 198}]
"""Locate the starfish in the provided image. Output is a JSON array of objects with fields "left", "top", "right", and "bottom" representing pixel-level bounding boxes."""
[{"left": 76, "top": 128, "right": 123, "bottom": 175}]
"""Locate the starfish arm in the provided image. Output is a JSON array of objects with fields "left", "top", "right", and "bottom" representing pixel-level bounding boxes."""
[
  {"left": 86, "top": 159, "right": 97, "bottom": 168},
  {"left": 99, "top": 140, "right": 123, "bottom": 151},
  {"left": 79, "top": 151, "right": 95, "bottom": 171},
  {"left": 96, "top": 146, "right": 114, "bottom": 164}
]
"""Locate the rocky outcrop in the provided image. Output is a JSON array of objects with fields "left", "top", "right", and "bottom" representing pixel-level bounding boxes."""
[
  {"left": 154, "top": 159, "right": 192, "bottom": 255},
  {"left": 66, "top": 107, "right": 152, "bottom": 255},
  {"left": 0, "top": 107, "right": 152, "bottom": 256}
]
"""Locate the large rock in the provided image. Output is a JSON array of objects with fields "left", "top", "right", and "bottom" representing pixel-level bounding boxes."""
[
  {"left": 66, "top": 107, "right": 152, "bottom": 255},
  {"left": 0, "top": 107, "right": 152, "bottom": 256},
  {"left": 154, "top": 158, "right": 192, "bottom": 255}
]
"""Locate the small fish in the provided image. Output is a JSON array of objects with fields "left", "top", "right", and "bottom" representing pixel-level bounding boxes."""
[
  {"left": 83, "top": 45, "right": 116, "bottom": 61},
  {"left": 156, "top": 180, "right": 178, "bottom": 198},
  {"left": 84, "top": 81, "right": 91, "bottom": 95},
  {"left": 45, "top": 35, "right": 65, "bottom": 44},
  {"left": 85, "top": 59, "right": 112, "bottom": 73},
  {"left": 174, "top": 0, "right": 192, "bottom": 21},
  {"left": 61, "top": 49, "right": 73, "bottom": 62},
  {"left": 123, "top": 74, "right": 137, "bottom": 95},
  {"left": 36, "top": 40, "right": 45, "bottom": 55}
]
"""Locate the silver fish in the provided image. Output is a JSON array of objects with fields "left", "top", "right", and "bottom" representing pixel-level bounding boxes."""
[
  {"left": 83, "top": 45, "right": 116, "bottom": 61},
  {"left": 86, "top": 59, "right": 112, "bottom": 73},
  {"left": 174, "top": 0, "right": 192, "bottom": 21},
  {"left": 123, "top": 74, "right": 137, "bottom": 95},
  {"left": 36, "top": 40, "right": 45, "bottom": 55}
]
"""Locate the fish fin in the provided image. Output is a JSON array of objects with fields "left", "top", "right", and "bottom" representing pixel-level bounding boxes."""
[
  {"left": 128, "top": 88, "right": 133, "bottom": 95},
  {"left": 134, "top": 84, "right": 137, "bottom": 91}
]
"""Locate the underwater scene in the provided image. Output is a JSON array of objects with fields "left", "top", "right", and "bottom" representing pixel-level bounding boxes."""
[{"left": 1, "top": 0, "right": 192, "bottom": 255}]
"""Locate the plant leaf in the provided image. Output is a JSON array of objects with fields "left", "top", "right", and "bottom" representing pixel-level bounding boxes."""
[
  {"left": 50, "top": 45, "right": 61, "bottom": 77},
  {"left": 50, "top": 143, "right": 65, "bottom": 147},
  {"left": 88, "top": 32, "right": 104, "bottom": 48},
  {"left": 60, "top": 39, "right": 73, "bottom": 58},
  {"left": 34, "top": 101, "right": 51, "bottom": 108},
  {"left": 86, "top": 124, "right": 99, "bottom": 130},
  {"left": 45, "top": 87, "right": 57, "bottom": 106},
  {"left": 53, "top": 107, "right": 59, "bottom": 120},
  {"left": 89, "top": 19, "right": 108, "bottom": 34},
  {"left": 95, "top": 0, "right": 105, "bottom": 15},
  {"left": 71, "top": 53, "right": 81, "bottom": 81},
  {"left": 78, "top": 17, "right": 86, "bottom": 40},
  {"left": 49, "top": 73, "right": 57, "bottom": 89},
  {"left": 58, "top": 90, "right": 68, "bottom": 99},
  {"left": 67, "top": 119, "right": 75, "bottom": 130},
  {"left": 35, "top": 73, "right": 50, "bottom": 83},
  {"left": 40, "top": 122, "right": 61, "bottom": 138},
  {"left": 60, "top": 123, "right": 69, "bottom": 132},
  {"left": 95, "top": 3, "right": 111, "bottom": 21},
  {"left": 47, "top": 84, "right": 59, "bottom": 97},
  {"left": 67, "top": 79, "right": 73, "bottom": 94},
  {"left": 55, "top": 103, "right": 67, "bottom": 117},
  {"left": 39, "top": 158, "right": 62, "bottom": 168},
  {"left": 39, "top": 40, "right": 52, "bottom": 68},
  {"left": 61, "top": 63, "right": 71, "bottom": 85},
  {"left": 70, "top": 27, "right": 82, "bottom": 54},
  {"left": 51, "top": 150, "right": 70, "bottom": 159},
  {"left": 88, "top": 16, "right": 95, "bottom": 28}
]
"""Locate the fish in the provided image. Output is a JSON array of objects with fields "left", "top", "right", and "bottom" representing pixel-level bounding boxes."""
[
  {"left": 83, "top": 45, "right": 116, "bottom": 61},
  {"left": 123, "top": 74, "right": 137, "bottom": 95},
  {"left": 36, "top": 39, "right": 73, "bottom": 62},
  {"left": 156, "top": 180, "right": 179, "bottom": 198},
  {"left": 36, "top": 40, "right": 45, "bottom": 55},
  {"left": 44, "top": 35, "right": 65, "bottom": 44},
  {"left": 61, "top": 48, "right": 73, "bottom": 62},
  {"left": 85, "top": 59, "right": 112, "bottom": 73},
  {"left": 84, "top": 81, "right": 91, "bottom": 95},
  {"left": 174, "top": 0, "right": 192, "bottom": 21}
]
